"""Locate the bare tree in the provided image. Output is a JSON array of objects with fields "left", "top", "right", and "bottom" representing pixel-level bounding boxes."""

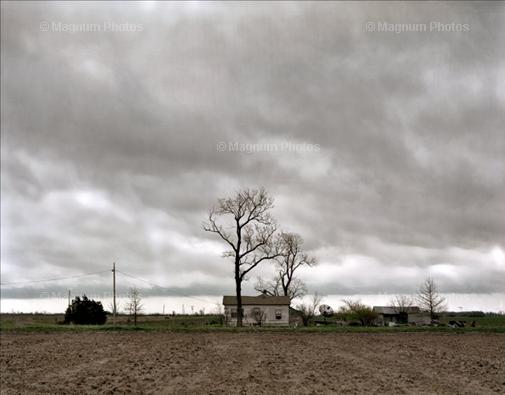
[
  {"left": 125, "top": 287, "right": 143, "bottom": 326},
  {"left": 296, "top": 293, "right": 323, "bottom": 326},
  {"left": 390, "top": 294, "right": 414, "bottom": 314},
  {"left": 251, "top": 307, "right": 267, "bottom": 326},
  {"left": 203, "top": 188, "right": 281, "bottom": 326},
  {"left": 417, "top": 277, "right": 447, "bottom": 320},
  {"left": 255, "top": 232, "right": 316, "bottom": 300}
]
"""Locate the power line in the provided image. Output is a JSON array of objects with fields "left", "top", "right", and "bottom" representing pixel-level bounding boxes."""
[
  {"left": 117, "top": 270, "right": 215, "bottom": 304},
  {"left": 1, "top": 267, "right": 219, "bottom": 307},
  {"left": 0, "top": 270, "right": 110, "bottom": 286}
]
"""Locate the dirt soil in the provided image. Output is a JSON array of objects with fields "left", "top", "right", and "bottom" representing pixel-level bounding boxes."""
[{"left": 1, "top": 332, "right": 504, "bottom": 394}]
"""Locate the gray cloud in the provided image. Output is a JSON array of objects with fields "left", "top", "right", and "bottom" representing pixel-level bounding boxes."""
[{"left": 1, "top": 2, "right": 504, "bottom": 301}]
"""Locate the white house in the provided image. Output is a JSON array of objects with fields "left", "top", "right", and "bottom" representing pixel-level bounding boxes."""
[{"left": 223, "top": 294, "right": 290, "bottom": 326}]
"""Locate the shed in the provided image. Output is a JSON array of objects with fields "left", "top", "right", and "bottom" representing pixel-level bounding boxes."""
[{"left": 373, "top": 306, "right": 430, "bottom": 326}]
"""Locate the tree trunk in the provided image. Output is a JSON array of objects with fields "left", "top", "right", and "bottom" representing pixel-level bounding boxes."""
[
  {"left": 282, "top": 278, "right": 290, "bottom": 297},
  {"left": 236, "top": 274, "right": 243, "bottom": 327},
  {"left": 235, "top": 226, "right": 243, "bottom": 327}
]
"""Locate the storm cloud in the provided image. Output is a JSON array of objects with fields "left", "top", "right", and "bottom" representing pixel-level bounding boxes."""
[{"left": 1, "top": 2, "right": 504, "bottom": 303}]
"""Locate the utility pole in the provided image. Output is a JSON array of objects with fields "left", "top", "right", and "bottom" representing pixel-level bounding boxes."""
[
  {"left": 112, "top": 262, "right": 117, "bottom": 325},
  {"left": 68, "top": 290, "right": 71, "bottom": 307}
]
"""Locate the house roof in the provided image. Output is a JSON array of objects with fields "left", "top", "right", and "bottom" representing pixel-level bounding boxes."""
[
  {"left": 373, "top": 306, "right": 421, "bottom": 314},
  {"left": 223, "top": 294, "right": 290, "bottom": 306}
]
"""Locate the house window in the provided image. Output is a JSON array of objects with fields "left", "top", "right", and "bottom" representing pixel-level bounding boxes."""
[{"left": 275, "top": 310, "right": 282, "bottom": 320}]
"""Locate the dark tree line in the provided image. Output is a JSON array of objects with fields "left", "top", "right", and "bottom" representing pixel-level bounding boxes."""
[{"left": 64, "top": 295, "right": 107, "bottom": 325}]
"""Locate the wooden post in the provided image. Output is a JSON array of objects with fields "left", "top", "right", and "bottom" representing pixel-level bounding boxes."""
[{"left": 112, "top": 262, "right": 117, "bottom": 325}]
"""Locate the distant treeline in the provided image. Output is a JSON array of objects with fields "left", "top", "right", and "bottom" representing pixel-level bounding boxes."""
[{"left": 443, "top": 311, "right": 501, "bottom": 317}]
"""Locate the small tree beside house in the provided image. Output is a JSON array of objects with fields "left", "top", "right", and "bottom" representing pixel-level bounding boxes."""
[
  {"left": 295, "top": 293, "right": 323, "bottom": 326},
  {"left": 251, "top": 307, "right": 267, "bottom": 326},
  {"left": 386, "top": 294, "right": 415, "bottom": 323}
]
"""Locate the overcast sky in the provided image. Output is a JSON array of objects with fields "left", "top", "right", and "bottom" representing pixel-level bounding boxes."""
[{"left": 1, "top": 2, "right": 504, "bottom": 305}]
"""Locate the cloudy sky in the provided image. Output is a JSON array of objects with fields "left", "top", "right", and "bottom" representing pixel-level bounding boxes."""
[{"left": 1, "top": 2, "right": 504, "bottom": 310}]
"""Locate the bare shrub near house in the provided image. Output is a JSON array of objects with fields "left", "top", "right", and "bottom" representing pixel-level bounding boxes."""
[
  {"left": 255, "top": 232, "right": 317, "bottom": 300},
  {"left": 251, "top": 307, "right": 267, "bottom": 326},
  {"left": 203, "top": 188, "right": 281, "bottom": 327},
  {"left": 296, "top": 293, "right": 322, "bottom": 326},
  {"left": 417, "top": 277, "right": 447, "bottom": 320}
]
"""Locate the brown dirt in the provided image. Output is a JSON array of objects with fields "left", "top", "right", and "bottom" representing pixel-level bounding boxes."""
[{"left": 1, "top": 332, "right": 504, "bottom": 394}]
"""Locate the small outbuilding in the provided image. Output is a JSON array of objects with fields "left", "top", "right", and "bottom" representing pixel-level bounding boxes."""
[
  {"left": 223, "top": 294, "right": 290, "bottom": 326},
  {"left": 373, "top": 306, "right": 431, "bottom": 326}
]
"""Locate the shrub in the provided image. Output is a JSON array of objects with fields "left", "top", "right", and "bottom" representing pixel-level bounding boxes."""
[
  {"left": 296, "top": 293, "right": 323, "bottom": 326},
  {"left": 338, "top": 299, "right": 378, "bottom": 326},
  {"left": 64, "top": 295, "right": 107, "bottom": 325},
  {"left": 208, "top": 316, "right": 224, "bottom": 325}
]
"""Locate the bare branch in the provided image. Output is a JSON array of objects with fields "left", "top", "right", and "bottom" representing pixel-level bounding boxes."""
[
  {"left": 258, "top": 232, "right": 317, "bottom": 300},
  {"left": 390, "top": 294, "right": 414, "bottom": 314},
  {"left": 203, "top": 209, "right": 237, "bottom": 253}
]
